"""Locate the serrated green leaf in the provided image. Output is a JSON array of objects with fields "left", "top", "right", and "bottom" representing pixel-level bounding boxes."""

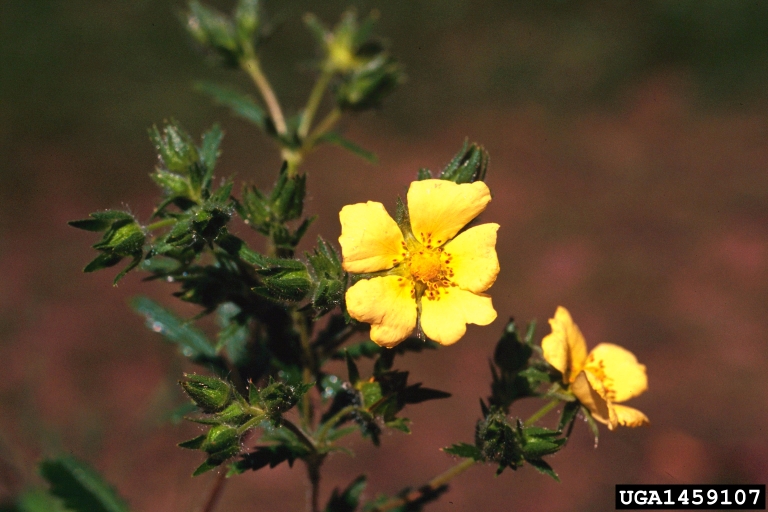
[
  {"left": 39, "top": 456, "right": 130, "bottom": 512},
  {"left": 195, "top": 81, "right": 267, "bottom": 129},
  {"left": 131, "top": 296, "right": 217, "bottom": 359},
  {"left": 317, "top": 132, "right": 377, "bottom": 163},
  {"left": 324, "top": 475, "right": 367, "bottom": 512},
  {"left": 384, "top": 417, "right": 411, "bottom": 433}
]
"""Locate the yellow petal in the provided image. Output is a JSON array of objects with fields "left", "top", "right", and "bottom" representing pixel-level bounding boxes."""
[
  {"left": 572, "top": 370, "right": 618, "bottom": 430},
  {"left": 612, "top": 404, "right": 649, "bottom": 428},
  {"left": 407, "top": 180, "right": 491, "bottom": 247},
  {"left": 540, "top": 306, "right": 588, "bottom": 383},
  {"left": 339, "top": 202, "right": 405, "bottom": 273},
  {"left": 442, "top": 223, "right": 500, "bottom": 293},
  {"left": 584, "top": 343, "right": 648, "bottom": 403},
  {"left": 419, "top": 287, "right": 496, "bottom": 345},
  {"left": 345, "top": 276, "right": 417, "bottom": 348}
]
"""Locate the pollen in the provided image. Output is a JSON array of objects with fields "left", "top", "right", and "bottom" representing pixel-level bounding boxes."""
[{"left": 409, "top": 250, "right": 443, "bottom": 282}]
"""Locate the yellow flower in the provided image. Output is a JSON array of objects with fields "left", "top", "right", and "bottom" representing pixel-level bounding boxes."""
[
  {"left": 339, "top": 179, "right": 499, "bottom": 347},
  {"left": 541, "top": 306, "right": 649, "bottom": 430}
]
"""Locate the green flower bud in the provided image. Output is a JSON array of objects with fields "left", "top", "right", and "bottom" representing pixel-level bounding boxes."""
[
  {"left": 201, "top": 425, "right": 241, "bottom": 461},
  {"left": 438, "top": 140, "right": 489, "bottom": 184},
  {"left": 180, "top": 374, "right": 232, "bottom": 413}
]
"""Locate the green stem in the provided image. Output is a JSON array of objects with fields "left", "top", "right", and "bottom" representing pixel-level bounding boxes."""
[
  {"left": 292, "top": 309, "right": 315, "bottom": 430},
  {"left": 241, "top": 56, "right": 287, "bottom": 136},
  {"left": 371, "top": 458, "right": 478, "bottom": 512},
  {"left": 524, "top": 398, "right": 560, "bottom": 427},
  {"left": 146, "top": 218, "right": 176, "bottom": 231},
  {"left": 280, "top": 418, "right": 318, "bottom": 453},
  {"left": 298, "top": 67, "right": 334, "bottom": 140},
  {"left": 315, "top": 405, "right": 358, "bottom": 444},
  {"left": 305, "top": 107, "right": 341, "bottom": 149}
]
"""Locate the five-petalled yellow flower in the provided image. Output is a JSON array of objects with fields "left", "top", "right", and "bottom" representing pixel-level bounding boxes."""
[
  {"left": 339, "top": 179, "right": 499, "bottom": 347},
  {"left": 542, "top": 306, "right": 649, "bottom": 430}
]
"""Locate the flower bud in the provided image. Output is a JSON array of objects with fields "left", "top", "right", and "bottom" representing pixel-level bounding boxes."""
[{"left": 180, "top": 374, "right": 232, "bottom": 413}]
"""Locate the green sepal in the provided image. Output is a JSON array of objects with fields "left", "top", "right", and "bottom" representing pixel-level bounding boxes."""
[
  {"left": 358, "top": 381, "right": 382, "bottom": 409},
  {"left": 307, "top": 237, "right": 345, "bottom": 315},
  {"left": 254, "top": 378, "right": 312, "bottom": 419},
  {"left": 148, "top": 120, "right": 199, "bottom": 174},
  {"left": 39, "top": 455, "right": 130, "bottom": 512},
  {"left": 324, "top": 475, "right": 367, "bottom": 512},
  {"left": 438, "top": 139, "right": 489, "bottom": 184},
  {"left": 416, "top": 168, "right": 432, "bottom": 180},
  {"left": 192, "top": 459, "right": 220, "bottom": 476},
  {"left": 521, "top": 425, "right": 566, "bottom": 459},
  {"left": 443, "top": 442, "right": 483, "bottom": 461},
  {"left": 178, "top": 435, "right": 207, "bottom": 450},
  {"left": 526, "top": 458, "right": 560, "bottom": 482},
  {"left": 234, "top": 0, "right": 260, "bottom": 43},
  {"left": 180, "top": 373, "right": 232, "bottom": 413},
  {"left": 83, "top": 252, "right": 123, "bottom": 273},
  {"left": 557, "top": 400, "right": 581, "bottom": 435},
  {"left": 335, "top": 55, "right": 404, "bottom": 112}
]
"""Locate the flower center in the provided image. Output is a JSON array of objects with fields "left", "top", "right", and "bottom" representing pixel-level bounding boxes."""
[{"left": 409, "top": 250, "right": 442, "bottom": 282}]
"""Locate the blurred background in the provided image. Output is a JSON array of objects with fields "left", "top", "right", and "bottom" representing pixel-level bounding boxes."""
[{"left": 2, "top": 1, "right": 768, "bottom": 510}]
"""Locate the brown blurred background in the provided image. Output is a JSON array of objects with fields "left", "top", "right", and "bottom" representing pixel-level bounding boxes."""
[{"left": 2, "top": 1, "right": 768, "bottom": 511}]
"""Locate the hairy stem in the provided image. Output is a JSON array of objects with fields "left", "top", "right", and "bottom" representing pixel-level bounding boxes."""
[
  {"left": 306, "top": 455, "right": 323, "bottom": 512},
  {"left": 198, "top": 470, "right": 227, "bottom": 512},
  {"left": 315, "top": 405, "right": 358, "bottom": 444},
  {"left": 298, "top": 68, "right": 334, "bottom": 140},
  {"left": 524, "top": 398, "right": 560, "bottom": 426},
  {"left": 241, "top": 57, "right": 287, "bottom": 136},
  {"left": 146, "top": 218, "right": 176, "bottom": 231},
  {"left": 371, "top": 458, "right": 478, "bottom": 512},
  {"left": 293, "top": 309, "right": 315, "bottom": 430}
]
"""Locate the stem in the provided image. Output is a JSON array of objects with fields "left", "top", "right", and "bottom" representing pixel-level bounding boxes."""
[
  {"left": 198, "top": 471, "right": 227, "bottom": 512},
  {"left": 524, "top": 398, "right": 560, "bottom": 427},
  {"left": 315, "top": 405, "right": 358, "bottom": 443},
  {"left": 298, "top": 68, "right": 334, "bottom": 140},
  {"left": 306, "top": 456, "right": 323, "bottom": 512},
  {"left": 292, "top": 309, "right": 315, "bottom": 430},
  {"left": 241, "top": 56, "right": 288, "bottom": 136},
  {"left": 279, "top": 418, "right": 318, "bottom": 453},
  {"left": 371, "top": 458, "right": 478, "bottom": 512},
  {"left": 305, "top": 108, "right": 341, "bottom": 149},
  {"left": 146, "top": 218, "right": 176, "bottom": 231}
]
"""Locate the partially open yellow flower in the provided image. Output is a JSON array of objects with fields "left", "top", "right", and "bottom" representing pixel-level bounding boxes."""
[
  {"left": 339, "top": 179, "right": 499, "bottom": 347},
  {"left": 541, "top": 306, "right": 649, "bottom": 430}
]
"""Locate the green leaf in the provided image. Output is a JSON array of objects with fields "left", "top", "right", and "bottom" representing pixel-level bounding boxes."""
[
  {"left": 443, "top": 442, "right": 483, "bottom": 461},
  {"left": 39, "top": 455, "right": 130, "bottom": 512},
  {"left": 359, "top": 381, "right": 382, "bottom": 409},
  {"left": 15, "top": 489, "right": 68, "bottom": 512},
  {"left": 151, "top": 169, "right": 190, "bottom": 197},
  {"left": 384, "top": 417, "right": 411, "bottom": 434},
  {"left": 526, "top": 458, "right": 560, "bottom": 482},
  {"left": 316, "top": 132, "right": 377, "bottom": 163},
  {"left": 324, "top": 475, "right": 367, "bottom": 512},
  {"left": 345, "top": 351, "right": 360, "bottom": 384},
  {"left": 400, "top": 383, "right": 451, "bottom": 404},
  {"left": 131, "top": 296, "right": 217, "bottom": 359},
  {"left": 228, "top": 444, "right": 300, "bottom": 476},
  {"left": 195, "top": 81, "right": 267, "bottom": 129},
  {"left": 216, "top": 302, "right": 249, "bottom": 365}
]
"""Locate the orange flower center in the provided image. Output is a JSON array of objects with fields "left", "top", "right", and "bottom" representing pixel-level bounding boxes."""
[{"left": 409, "top": 250, "right": 442, "bottom": 282}]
